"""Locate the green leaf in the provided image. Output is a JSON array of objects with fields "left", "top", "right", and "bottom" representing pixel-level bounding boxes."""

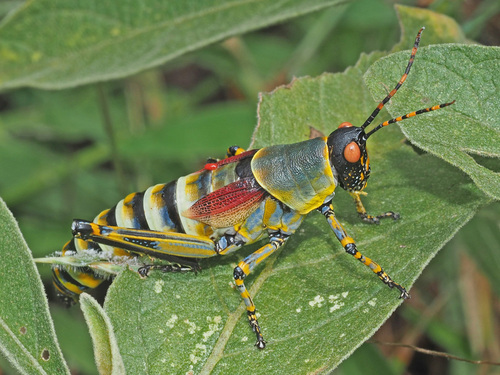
[
  {"left": 80, "top": 294, "right": 125, "bottom": 375},
  {"left": 0, "top": 198, "right": 69, "bottom": 374},
  {"left": 0, "top": 0, "right": 347, "bottom": 90},
  {"left": 364, "top": 44, "right": 500, "bottom": 200},
  {"left": 1, "top": 142, "right": 110, "bottom": 206},
  {"left": 50, "top": 307, "right": 98, "bottom": 375},
  {"left": 118, "top": 102, "right": 256, "bottom": 163},
  {"left": 102, "top": 40, "right": 490, "bottom": 373},
  {"left": 251, "top": 52, "right": 384, "bottom": 147},
  {"left": 0, "top": 86, "right": 128, "bottom": 205},
  {"left": 392, "top": 4, "right": 467, "bottom": 51}
]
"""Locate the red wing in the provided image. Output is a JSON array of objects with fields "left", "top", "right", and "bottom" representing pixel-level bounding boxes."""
[{"left": 183, "top": 178, "right": 267, "bottom": 228}]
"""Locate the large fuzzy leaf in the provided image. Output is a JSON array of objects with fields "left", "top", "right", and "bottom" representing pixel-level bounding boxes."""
[
  {"left": 80, "top": 294, "right": 125, "bottom": 375},
  {"left": 0, "top": 0, "right": 346, "bottom": 90},
  {"left": 0, "top": 198, "right": 70, "bottom": 374}
]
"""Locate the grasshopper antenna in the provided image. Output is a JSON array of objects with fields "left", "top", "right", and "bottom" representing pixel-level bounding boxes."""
[
  {"left": 360, "top": 27, "right": 455, "bottom": 139},
  {"left": 361, "top": 27, "right": 426, "bottom": 131},
  {"left": 365, "top": 100, "right": 455, "bottom": 139}
]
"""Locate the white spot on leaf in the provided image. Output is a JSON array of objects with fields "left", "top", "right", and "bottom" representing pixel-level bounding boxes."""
[
  {"left": 184, "top": 319, "right": 198, "bottom": 334},
  {"left": 154, "top": 279, "right": 164, "bottom": 294},
  {"left": 329, "top": 294, "right": 339, "bottom": 303},
  {"left": 202, "top": 316, "right": 223, "bottom": 342},
  {"left": 166, "top": 314, "right": 178, "bottom": 329},
  {"left": 309, "top": 295, "right": 325, "bottom": 308},
  {"left": 329, "top": 302, "right": 344, "bottom": 312},
  {"left": 189, "top": 344, "right": 207, "bottom": 364}
]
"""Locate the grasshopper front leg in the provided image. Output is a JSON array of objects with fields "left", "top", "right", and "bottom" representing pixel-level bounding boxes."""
[
  {"left": 349, "top": 191, "right": 400, "bottom": 224},
  {"left": 319, "top": 203, "right": 409, "bottom": 299}
]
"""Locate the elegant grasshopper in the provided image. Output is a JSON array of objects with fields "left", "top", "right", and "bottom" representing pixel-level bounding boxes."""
[{"left": 44, "top": 28, "right": 454, "bottom": 349}]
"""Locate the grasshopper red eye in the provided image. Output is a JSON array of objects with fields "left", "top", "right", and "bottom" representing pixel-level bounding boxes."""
[
  {"left": 344, "top": 141, "right": 361, "bottom": 163},
  {"left": 338, "top": 122, "right": 353, "bottom": 128}
]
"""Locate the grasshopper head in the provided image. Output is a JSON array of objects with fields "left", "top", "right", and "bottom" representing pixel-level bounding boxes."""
[
  {"left": 327, "top": 123, "right": 370, "bottom": 192},
  {"left": 325, "top": 27, "right": 456, "bottom": 193},
  {"left": 326, "top": 27, "right": 455, "bottom": 192}
]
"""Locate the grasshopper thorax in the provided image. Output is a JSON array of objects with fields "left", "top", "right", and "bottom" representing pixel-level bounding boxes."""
[{"left": 327, "top": 123, "right": 370, "bottom": 192}]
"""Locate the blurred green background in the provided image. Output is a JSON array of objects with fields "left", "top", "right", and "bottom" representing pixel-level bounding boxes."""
[{"left": 0, "top": 0, "right": 499, "bottom": 374}]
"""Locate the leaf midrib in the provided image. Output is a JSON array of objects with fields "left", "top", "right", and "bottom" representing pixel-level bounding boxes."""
[{"left": 200, "top": 246, "right": 284, "bottom": 374}]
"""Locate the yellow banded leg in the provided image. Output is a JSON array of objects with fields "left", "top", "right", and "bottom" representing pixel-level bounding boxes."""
[
  {"left": 233, "top": 234, "right": 288, "bottom": 349},
  {"left": 320, "top": 204, "right": 410, "bottom": 299},
  {"left": 349, "top": 191, "right": 400, "bottom": 224}
]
